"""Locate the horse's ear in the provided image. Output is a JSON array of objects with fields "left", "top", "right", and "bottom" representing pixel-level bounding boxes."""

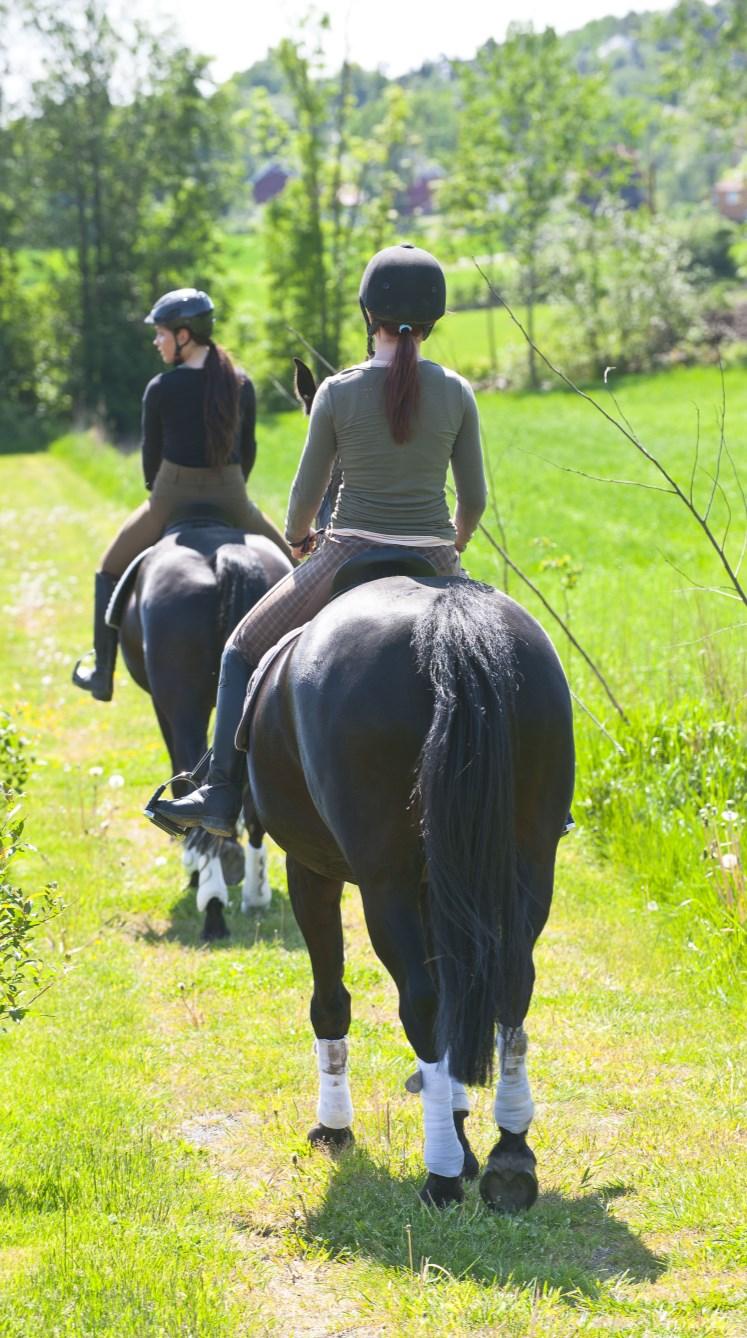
[{"left": 293, "top": 357, "right": 317, "bottom": 415}]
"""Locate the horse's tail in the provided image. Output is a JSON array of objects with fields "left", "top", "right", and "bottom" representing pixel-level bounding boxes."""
[
  {"left": 413, "top": 580, "right": 531, "bottom": 1087},
  {"left": 212, "top": 546, "right": 267, "bottom": 648}
]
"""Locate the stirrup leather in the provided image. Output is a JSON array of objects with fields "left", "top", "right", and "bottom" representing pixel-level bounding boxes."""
[{"left": 143, "top": 749, "right": 211, "bottom": 838}]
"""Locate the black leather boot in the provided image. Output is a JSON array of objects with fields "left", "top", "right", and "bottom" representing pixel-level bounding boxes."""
[
  {"left": 147, "top": 645, "right": 253, "bottom": 838},
  {"left": 72, "top": 571, "right": 119, "bottom": 701}
]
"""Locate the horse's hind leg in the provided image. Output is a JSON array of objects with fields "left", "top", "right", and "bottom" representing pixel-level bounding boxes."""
[
  {"left": 480, "top": 850, "right": 555, "bottom": 1214},
  {"left": 361, "top": 883, "right": 465, "bottom": 1207},
  {"left": 241, "top": 807, "right": 271, "bottom": 912},
  {"left": 286, "top": 856, "right": 353, "bottom": 1151}
]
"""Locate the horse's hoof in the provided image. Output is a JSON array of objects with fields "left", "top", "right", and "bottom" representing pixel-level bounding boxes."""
[
  {"left": 419, "top": 1172, "right": 464, "bottom": 1208},
  {"left": 219, "top": 839, "right": 245, "bottom": 887},
  {"left": 453, "top": 1110, "right": 479, "bottom": 1182},
  {"left": 307, "top": 1123, "right": 354, "bottom": 1152},
  {"left": 201, "top": 897, "right": 230, "bottom": 942},
  {"left": 479, "top": 1142, "right": 538, "bottom": 1214}
]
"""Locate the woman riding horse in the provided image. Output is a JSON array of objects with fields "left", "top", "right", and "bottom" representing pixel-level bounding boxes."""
[
  {"left": 149, "top": 243, "right": 488, "bottom": 837},
  {"left": 72, "top": 287, "right": 291, "bottom": 702}
]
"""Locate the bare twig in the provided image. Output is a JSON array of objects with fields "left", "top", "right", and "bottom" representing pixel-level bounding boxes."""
[
  {"left": 480, "top": 430, "right": 511, "bottom": 592},
  {"left": 664, "top": 621, "right": 747, "bottom": 650},
  {"left": 703, "top": 362, "right": 727, "bottom": 525},
  {"left": 286, "top": 324, "right": 338, "bottom": 375},
  {"left": 268, "top": 376, "right": 298, "bottom": 409},
  {"left": 689, "top": 402, "right": 701, "bottom": 506},
  {"left": 661, "top": 553, "right": 742, "bottom": 601},
  {"left": 473, "top": 262, "right": 747, "bottom": 608},
  {"left": 723, "top": 438, "right": 747, "bottom": 576},
  {"left": 468, "top": 506, "right": 629, "bottom": 722},
  {"left": 569, "top": 689, "right": 626, "bottom": 754},
  {"left": 514, "top": 449, "right": 675, "bottom": 493}
]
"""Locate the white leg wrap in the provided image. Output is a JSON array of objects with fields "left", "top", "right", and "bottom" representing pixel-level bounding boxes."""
[
  {"left": 419, "top": 1059, "right": 465, "bottom": 1178},
  {"left": 450, "top": 1078, "right": 470, "bottom": 1114},
  {"left": 444, "top": 1051, "right": 470, "bottom": 1112},
  {"left": 196, "top": 853, "right": 229, "bottom": 912},
  {"left": 182, "top": 842, "right": 200, "bottom": 875},
  {"left": 493, "top": 1028, "right": 534, "bottom": 1134},
  {"left": 316, "top": 1038, "right": 354, "bottom": 1129},
  {"left": 241, "top": 842, "right": 271, "bottom": 911}
]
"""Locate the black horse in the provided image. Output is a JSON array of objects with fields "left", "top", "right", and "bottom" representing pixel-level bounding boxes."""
[
  {"left": 246, "top": 565, "right": 574, "bottom": 1209},
  {"left": 118, "top": 512, "right": 291, "bottom": 938}
]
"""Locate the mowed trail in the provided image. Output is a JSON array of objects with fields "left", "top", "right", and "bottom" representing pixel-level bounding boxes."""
[{"left": 1, "top": 453, "right": 745, "bottom": 1337}]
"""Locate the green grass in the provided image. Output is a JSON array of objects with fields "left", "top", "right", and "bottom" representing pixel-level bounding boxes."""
[{"left": 1, "top": 367, "right": 745, "bottom": 1333}]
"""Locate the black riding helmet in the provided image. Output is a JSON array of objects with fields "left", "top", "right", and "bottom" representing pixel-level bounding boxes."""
[
  {"left": 359, "top": 243, "right": 446, "bottom": 346},
  {"left": 144, "top": 288, "right": 214, "bottom": 344}
]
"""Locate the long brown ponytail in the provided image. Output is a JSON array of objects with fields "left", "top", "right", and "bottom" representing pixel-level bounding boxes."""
[
  {"left": 202, "top": 341, "right": 241, "bottom": 466},
  {"left": 377, "top": 321, "right": 426, "bottom": 444}
]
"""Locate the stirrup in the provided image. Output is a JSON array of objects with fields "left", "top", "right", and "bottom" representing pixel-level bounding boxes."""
[
  {"left": 71, "top": 650, "right": 96, "bottom": 687},
  {"left": 143, "top": 749, "right": 211, "bottom": 838}
]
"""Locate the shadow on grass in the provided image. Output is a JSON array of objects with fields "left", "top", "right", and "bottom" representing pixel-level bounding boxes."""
[
  {"left": 132, "top": 880, "right": 305, "bottom": 952},
  {"left": 301, "top": 1146, "right": 665, "bottom": 1298}
]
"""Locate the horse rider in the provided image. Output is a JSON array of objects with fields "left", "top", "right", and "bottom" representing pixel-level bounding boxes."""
[
  {"left": 72, "top": 288, "right": 292, "bottom": 702},
  {"left": 148, "top": 243, "right": 489, "bottom": 836}
]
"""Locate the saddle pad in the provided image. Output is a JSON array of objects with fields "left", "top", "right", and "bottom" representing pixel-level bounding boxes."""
[
  {"left": 105, "top": 547, "right": 154, "bottom": 629},
  {"left": 235, "top": 624, "right": 308, "bottom": 752}
]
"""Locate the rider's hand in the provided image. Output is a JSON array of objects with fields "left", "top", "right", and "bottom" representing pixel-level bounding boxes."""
[{"left": 290, "top": 531, "right": 316, "bottom": 560}]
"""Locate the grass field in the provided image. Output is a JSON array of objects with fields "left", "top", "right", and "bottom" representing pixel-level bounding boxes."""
[{"left": 1, "top": 365, "right": 746, "bottom": 1334}]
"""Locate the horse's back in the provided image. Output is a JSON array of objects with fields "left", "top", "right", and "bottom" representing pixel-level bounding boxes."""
[{"left": 120, "top": 523, "right": 290, "bottom": 696}]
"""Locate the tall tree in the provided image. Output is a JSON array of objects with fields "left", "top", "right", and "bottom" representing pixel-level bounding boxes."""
[
  {"left": 0, "top": 4, "right": 39, "bottom": 433},
  {"left": 26, "top": 1, "right": 235, "bottom": 434},
  {"left": 252, "top": 28, "right": 418, "bottom": 391},
  {"left": 446, "top": 25, "right": 605, "bottom": 388}
]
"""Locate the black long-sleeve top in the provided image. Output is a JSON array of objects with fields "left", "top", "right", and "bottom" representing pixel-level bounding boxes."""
[{"left": 140, "top": 365, "right": 257, "bottom": 490}]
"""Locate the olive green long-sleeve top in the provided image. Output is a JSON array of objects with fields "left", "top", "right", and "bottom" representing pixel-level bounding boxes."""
[{"left": 285, "top": 359, "right": 487, "bottom": 543}]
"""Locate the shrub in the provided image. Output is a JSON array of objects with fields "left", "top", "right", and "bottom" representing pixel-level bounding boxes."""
[
  {"left": 581, "top": 705, "right": 746, "bottom": 969},
  {"left": 0, "top": 713, "right": 63, "bottom": 1031}
]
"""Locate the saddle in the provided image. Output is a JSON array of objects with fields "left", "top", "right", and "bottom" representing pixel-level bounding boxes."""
[
  {"left": 235, "top": 548, "right": 440, "bottom": 750},
  {"left": 330, "top": 546, "right": 438, "bottom": 599},
  {"left": 105, "top": 503, "right": 243, "bottom": 630}
]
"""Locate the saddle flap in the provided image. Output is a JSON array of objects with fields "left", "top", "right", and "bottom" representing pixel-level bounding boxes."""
[
  {"left": 105, "top": 547, "right": 154, "bottom": 629},
  {"left": 330, "top": 547, "right": 438, "bottom": 600}
]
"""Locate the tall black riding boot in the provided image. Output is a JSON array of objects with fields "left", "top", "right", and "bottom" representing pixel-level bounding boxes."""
[
  {"left": 72, "top": 571, "right": 119, "bottom": 701},
  {"left": 147, "top": 644, "right": 253, "bottom": 838}
]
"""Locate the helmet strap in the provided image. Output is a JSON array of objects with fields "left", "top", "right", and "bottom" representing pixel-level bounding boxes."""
[
  {"left": 360, "top": 298, "right": 376, "bottom": 358},
  {"left": 172, "top": 331, "right": 191, "bottom": 366}
]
